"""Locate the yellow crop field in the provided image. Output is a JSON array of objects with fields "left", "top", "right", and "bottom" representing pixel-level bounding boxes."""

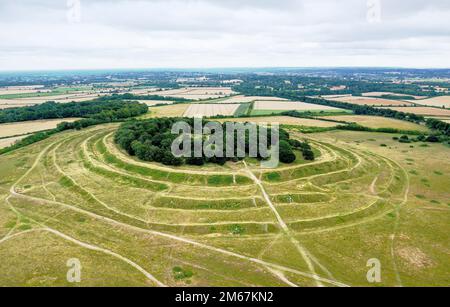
[
  {"left": 221, "top": 96, "right": 289, "bottom": 103},
  {"left": 152, "top": 87, "right": 236, "bottom": 100},
  {"left": 254, "top": 100, "right": 344, "bottom": 111},
  {"left": 383, "top": 107, "right": 450, "bottom": 117},
  {"left": 184, "top": 104, "right": 240, "bottom": 117},
  {"left": 0, "top": 94, "right": 105, "bottom": 107},
  {"left": 0, "top": 118, "right": 80, "bottom": 138},
  {"left": 144, "top": 104, "right": 191, "bottom": 118},
  {"left": 330, "top": 96, "right": 413, "bottom": 107},
  {"left": 217, "top": 116, "right": 338, "bottom": 127},
  {"left": 410, "top": 96, "right": 450, "bottom": 108},
  {"left": 362, "top": 92, "right": 426, "bottom": 99},
  {"left": 319, "top": 115, "right": 430, "bottom": 131}
]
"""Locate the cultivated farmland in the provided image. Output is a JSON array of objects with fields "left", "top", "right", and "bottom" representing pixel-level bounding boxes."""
[
  {"left": 381, "top": 107, "right": 450, "bottom": 117},
  {"left": 217, "top": 116, "right": 338, "bottom": 128},
  {"left": 253, "top": 101, "right": 345, "bottom": 112},
  {"left": 152, "top": 87, "right": 235, "bottom": 100},
  {"left": 329, "top": 96, "right": 414, "bottom": 107},
  {"left": 132, "top": 100, "right": 174, "bottom": 107},
  {"left": 0, "top": 87, "right": 49, "bottom": 96},
  {"left": 0, "top": 118, "right": 80, "bottom": 139},
  {"left": 0, "top": 94, "right": 105, "bottom": 107},
  {"left": 183, "top": 104, "right": 241, "bottom": 117},
  {"left": 409, "top": 96, "right": 450, "bottom": 108},
  {"left": 144, "top": 104, "right": 191, "bottom": 118},
  {"left": 362, "top": 92, "right": 426, "bottom": 99},
  {"left": 221, "top": 96, "right": 289, "bottom": 103},
  {"left": 318, "top": 115, "right": 430, "bottom": 132}
]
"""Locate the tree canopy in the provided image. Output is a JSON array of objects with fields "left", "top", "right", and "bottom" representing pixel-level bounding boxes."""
[
  {"left": 0, "top": 99, "right": 148, "bottom": 124},
  {"left": 115, "top": 118, "right": 313, "bottom": 167}
]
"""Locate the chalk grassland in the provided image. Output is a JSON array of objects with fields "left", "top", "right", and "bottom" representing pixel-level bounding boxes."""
[
  {"left": 318, "top": 115, "right": 430, "bottom": 132},
  {"left": 0, "top": 118, "right": 81, "bottom": 139},
  {"left": 362, "top": 92, "right": 427, "bottom": 99},
  {"left": 217, "top": 116, "right": 338, "bottom": 128},
  {"left": 329, "top": 96, "right": 414, "bottom": 107},
  {"left": 0, "top": 124, "right": 448, "bottom": 287},
  {"left": 407, "top": 96, "right": 450, "bottom": 108},
  {"left": 183, "top": 104, "right": 241, "bottom": 117},
  {"left": 301, "top": 130, "right": 450, "bottom": 287},
  {"left": 151, "top": 87, "right": 236, "bottom": 100},
  {"left": 380, "top": 107, "right": 450, "bottom": 117},
  {"left": 253, "top": 101, "right": 345, "bottom": 112}
]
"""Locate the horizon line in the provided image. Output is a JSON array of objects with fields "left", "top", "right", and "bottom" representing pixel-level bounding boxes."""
[{"left": 1, "top": 66, "right": 450, "bottom": 74}]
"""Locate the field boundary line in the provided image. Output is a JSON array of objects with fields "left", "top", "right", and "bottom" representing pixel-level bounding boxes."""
[
  {"left": 43, "top": 227, "right": 166, "bottom": 287},
  {"left": 243, "top": 160, "right": 331, "bottom": 287}
]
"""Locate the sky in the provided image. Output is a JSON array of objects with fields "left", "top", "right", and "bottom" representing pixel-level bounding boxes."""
[{"left": 1, "top": 0, "right": 450, "bottom": 71}]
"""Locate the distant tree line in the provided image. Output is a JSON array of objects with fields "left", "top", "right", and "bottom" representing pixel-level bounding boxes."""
[
  {"left": 0, "top": 99, "right": 148, "bottom": 124},
  {"left": 115, "top": 118, "right": 313, "bottom": 167},
  {"left": 232, "top": 75, "right": 447, "bottom": 97}
]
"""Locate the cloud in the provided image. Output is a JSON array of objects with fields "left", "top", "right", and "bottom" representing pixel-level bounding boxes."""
[{"left": 0, "top": 0, "right": 449, "bottom": 70}]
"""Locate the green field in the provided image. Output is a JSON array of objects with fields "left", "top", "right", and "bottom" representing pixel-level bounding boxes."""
[{"left": 0, "top": 112, "right": 448, "bottom": 286}]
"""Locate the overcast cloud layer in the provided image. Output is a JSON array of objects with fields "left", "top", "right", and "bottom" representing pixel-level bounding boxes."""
[{"left": 1, "top": 0, "right": 449, "bottom": 70}]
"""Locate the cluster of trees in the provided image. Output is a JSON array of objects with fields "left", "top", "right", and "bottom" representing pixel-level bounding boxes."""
[
  {"left": 115, "top": 118, "right": 310, "bottom": 166},
  {"left": 426, "top": 118, "right": 450, "bottom": 136},
  {"left": 336, "top": 123, "right": 423, "bottom": 135},
  {"left": 288, "top": 139, "right": 315, "bottom": 161},
  {"left": 0, "top": 99, "right": 148, "bottom": 124},
  {"left": 116, "top": 118, "right": 185, "bottom": 166},
  {"left": 394, "top": 134, "right": 441, "bottom": 144}
]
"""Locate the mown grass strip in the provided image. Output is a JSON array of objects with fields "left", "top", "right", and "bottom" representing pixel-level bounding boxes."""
[
  {"left": 79, "top": 148, "right": 168, "bottom": 192},
  {"left": 150, "top": 196, "right": 265, "bottom": 210},
  {"left": 96, "top": 137, "right": 252, "bottom": 187}
]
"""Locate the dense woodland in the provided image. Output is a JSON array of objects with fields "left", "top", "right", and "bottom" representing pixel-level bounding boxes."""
[
  {"left": 0, "top": 99, "right": 148, "bottom": 124},
  {"left": 115, "top": 118, "right": 314, "bottom": 167}
]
